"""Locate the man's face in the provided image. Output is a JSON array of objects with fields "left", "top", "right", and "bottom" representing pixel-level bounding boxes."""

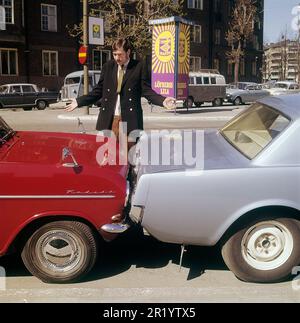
[{"left": 113, "top": 48, "right": 130, "bottom": 66}]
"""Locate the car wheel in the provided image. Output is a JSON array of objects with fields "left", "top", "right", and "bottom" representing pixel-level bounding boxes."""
[
  {"left": 222, "top": 218, "right": 300, "bottom": 283},
  {"left": 21, "top": 221, "right": 98, "bottom": 283},
  {"left": 233, "top": 97, "right": 242, "bottom": 105},
  {"left": 36, "top": 100, "right": 47, "bottom": 110},
  {"left": 213, "top": 98, "right": 223, "bottom": 106}
]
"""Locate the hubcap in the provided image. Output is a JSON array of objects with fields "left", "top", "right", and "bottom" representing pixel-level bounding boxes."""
[
  {"left": 36, "top": 230, "right": 85, "bottom": 274},
  {"left": 241, "top": 221, "right": 293, "bottom": 271}
]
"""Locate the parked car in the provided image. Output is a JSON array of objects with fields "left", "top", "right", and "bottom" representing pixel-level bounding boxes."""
[
  {"left": 225, "top": 82, "right": 270, "bottom": 105},
  {"left": 130, "top": 94, "right": 300, "bottom": 283},
  {"left": 0, "top": 117, "right": 129, "bottom": 283},
  {"left": 184, "top": 70, "right": 227, "bottom": 108},
  {"left": 0, "top": 84, "right": 58, "bottom": 110},
  {"left": 60, "top": 70, "right": 101, "bottom": 101},
  {"left": 268, "top": 81, "right": 300, "bottom": 96}
]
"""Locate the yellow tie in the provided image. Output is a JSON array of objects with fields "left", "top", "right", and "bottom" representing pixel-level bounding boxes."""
[{"left": 117, "top": 65, "right": 124, "bottom": 94}]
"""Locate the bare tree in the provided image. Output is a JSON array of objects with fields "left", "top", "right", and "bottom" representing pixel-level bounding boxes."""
[
  {"left": 67, "top": 0, "right": 183, "bottom": 58},
  {"left": 226, "top": 0, "right": 257, "bottom": 83}
]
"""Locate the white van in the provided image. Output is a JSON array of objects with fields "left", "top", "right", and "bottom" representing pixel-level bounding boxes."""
[
  {"left": 186, "top": 70, "right": 226, "bottom": 107},
  {"left": 60, "top": 70, "right": 101, "bottom": 101}
]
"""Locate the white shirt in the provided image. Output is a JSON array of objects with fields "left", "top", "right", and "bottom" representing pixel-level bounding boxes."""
[{"left": 114, "top": 60, "right": 130, "bottom": 116}]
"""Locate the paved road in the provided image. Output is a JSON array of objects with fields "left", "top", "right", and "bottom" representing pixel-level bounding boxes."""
[{"left": 1, "top": 104, "right": 299, "bottom": 303}]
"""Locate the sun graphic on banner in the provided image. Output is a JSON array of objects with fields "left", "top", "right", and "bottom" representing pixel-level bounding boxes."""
[
  {"left": 178, "top": 24, "right": 190, "bottom": 74},
  {"left": 152, "top": 23, "right": 175, "bottom": 74}
]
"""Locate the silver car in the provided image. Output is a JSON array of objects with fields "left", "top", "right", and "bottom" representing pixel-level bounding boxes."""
[
  {"left": 225, "top": 82, "right": 270, "bottom": 105},
  {"left": 129, "top": 94, "right": 300, "bottom": 283}
]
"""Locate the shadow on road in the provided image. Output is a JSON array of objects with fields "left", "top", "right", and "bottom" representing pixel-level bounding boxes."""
[{"left": 0, "top": 226, "right": 227, "bottom": 283}]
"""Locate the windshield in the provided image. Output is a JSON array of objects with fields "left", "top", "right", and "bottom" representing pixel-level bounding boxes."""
[
  {"left": 220, "top": 103, "right": 290, "bottom": 159},
  {"left": 0, "top": 117, "right": 16, "bottom": 147},
  {"left": 0, "top": 86, "right": 8, "bottom": 94}
]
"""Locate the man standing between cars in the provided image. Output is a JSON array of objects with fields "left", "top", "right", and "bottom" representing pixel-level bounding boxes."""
[{"left": 66, "top": 38, "right": 176, "bottom": 140}]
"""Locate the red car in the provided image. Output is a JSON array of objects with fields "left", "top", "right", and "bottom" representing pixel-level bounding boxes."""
[{"left": 0, "top": 117, "right": 129, "bottom": 283}]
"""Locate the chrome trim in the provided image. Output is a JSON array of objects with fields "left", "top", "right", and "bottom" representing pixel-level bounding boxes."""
[
  {"left": 0, "top": 195, "right": 115, "bottom": 199},
  {"left": 125, "top": 180, "right": 131, "bottom": 206},
  {"left": 101, "top": 223, "right": 130, "bottom": 234}
]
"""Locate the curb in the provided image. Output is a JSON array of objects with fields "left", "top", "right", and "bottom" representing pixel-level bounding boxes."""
[{"left": 58, "top": 114, "right": 234, "bottom": 122}]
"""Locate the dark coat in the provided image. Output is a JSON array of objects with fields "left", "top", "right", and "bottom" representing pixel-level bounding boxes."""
[{"left": 76, "top": 59, "right": 166, "bottom": 134}]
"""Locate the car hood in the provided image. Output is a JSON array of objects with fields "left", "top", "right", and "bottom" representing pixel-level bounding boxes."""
[
  {"left": 1, "top": 131, "right": 125, "bottom": 173},
  {"left": 134, "top": 129, "right": 249, "bottom": 177}
]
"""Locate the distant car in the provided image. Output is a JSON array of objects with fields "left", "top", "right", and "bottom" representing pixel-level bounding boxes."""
[
  {"left": 268, "top": 81, "right": 300, "bottom": 96},
  {"left": 130, "top": 94, "right": 300, "bottom": 283},
  {"left": 185, "top": 70, "right": 227, "bottom": 108},
  {"left": 225, "top": 82, "right": 270, "bottom": 105},
  {"left": 0, "top": 117, "right": 129, "bottom": 283},
  {"left": 60, "top": 70, "right": 101, "bottom": 101},
  {"left": 0, "top": 83, "right": 58, "bottom": 110}
]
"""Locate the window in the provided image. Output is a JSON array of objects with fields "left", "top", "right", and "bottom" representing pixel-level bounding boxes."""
[
  {"left": 240, "top": 58, "right": 245, "bottom": 76},
  {"left": 11, "top": 85, "right": 21, "bottom": 93},
  {"left": 41, "top": 4, "right": 57, "bottom": 32},
  {"left": 190, "top": 56, "right": 201, "bottom": 72},
  {"left": 98, "top": 10, "right": 111, "bottom": 32},
  {"left": 22, "top": 85, "right": 35, "bottom": 93},
  {"left": 125, "top": 14, "right": 135, "bottom": 27},
  {"left": 187, "top": 0, "right": 203, "bottom": 10},
  {"left": 213, "top": 58, "right": 220, "bottom": 71},
  {"left": 191, "top": 25, "right": 202, "bottom": 43},
  {"left": 227, "top": 61, "right": 233, "bottom": 76},
  {"left": 215, "top": 29, "right": 221, "bottom": 45},
  {"left": 0, "top": 0, "right": 13, "bottom": 24},
  {"left": 252, "top": 61, "right": 257, "bottom": 76},
  {"left": 0, "top": 48, "right": 17, "bottom": 75},
  {"left": 214, "top": 0, "right": 221, "bottom": 13},
  {"left": 93, "top": 50, "right": 111, "bottom": 70},
  {"left": 196, "top": 77, "right": 202, "bottom": 84},
  {"left": 221, "top": 104, "right": 290, "bottom": 160},
  {"left": 42, "top": 51, "right": 58, "bottom": 76}
]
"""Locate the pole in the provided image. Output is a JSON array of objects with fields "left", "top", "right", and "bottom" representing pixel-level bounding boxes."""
[{"left": 83, "top": 0, "right": 89, "bottom": 95}]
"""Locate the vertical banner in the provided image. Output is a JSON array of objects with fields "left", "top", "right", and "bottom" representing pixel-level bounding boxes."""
[
  {"left": 150, "top": 17, "right": 191, "bottom": 100},
  {"left": 89, "top": 17, "right": 104, "bottom": 45}
]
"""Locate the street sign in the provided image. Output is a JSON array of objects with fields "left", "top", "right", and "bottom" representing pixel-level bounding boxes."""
[
  {"left": 78, "top": 46, "right": 88, "bottom": 65},
  {"left": 89, "top": 17, "right": 104, "bottom": 45}
]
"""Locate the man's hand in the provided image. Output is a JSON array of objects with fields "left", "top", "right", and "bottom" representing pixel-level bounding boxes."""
[
  {"left": 65, "top": 98, "right": 78, "bottom": 112},
  {"left": 163, "top": 97, "right": 176, "bottom": 110}
]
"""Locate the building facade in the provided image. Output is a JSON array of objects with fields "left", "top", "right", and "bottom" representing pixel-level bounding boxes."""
[
  {"left": 0, "top": 0, "right": 264, "bottom": 91},
  {"left": 263, "top": 40, "right": 300, "bottom": 83}
]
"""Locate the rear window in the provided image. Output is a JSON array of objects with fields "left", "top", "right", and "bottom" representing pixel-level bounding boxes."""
[
  {"left": 221, "top": 103, "right": 290, "bottom": 160},
  {"left": 211, "top": 77, "right": 216, "bottom": 84}
]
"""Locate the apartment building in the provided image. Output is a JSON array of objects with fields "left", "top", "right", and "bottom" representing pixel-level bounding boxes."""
[
  {"left": 0, "top": 0, "right": 80, "bottom": 90},
  {"left": 263, "top": 40, "right": 300, "bottom": 82},
  {"left": 0, "top": 0, "right": 264, "bottom": 91}
]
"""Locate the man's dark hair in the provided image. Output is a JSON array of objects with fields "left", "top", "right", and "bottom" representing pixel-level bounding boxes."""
[{"left": 112, "top": 38, "right": 132, "bottom": 52}]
